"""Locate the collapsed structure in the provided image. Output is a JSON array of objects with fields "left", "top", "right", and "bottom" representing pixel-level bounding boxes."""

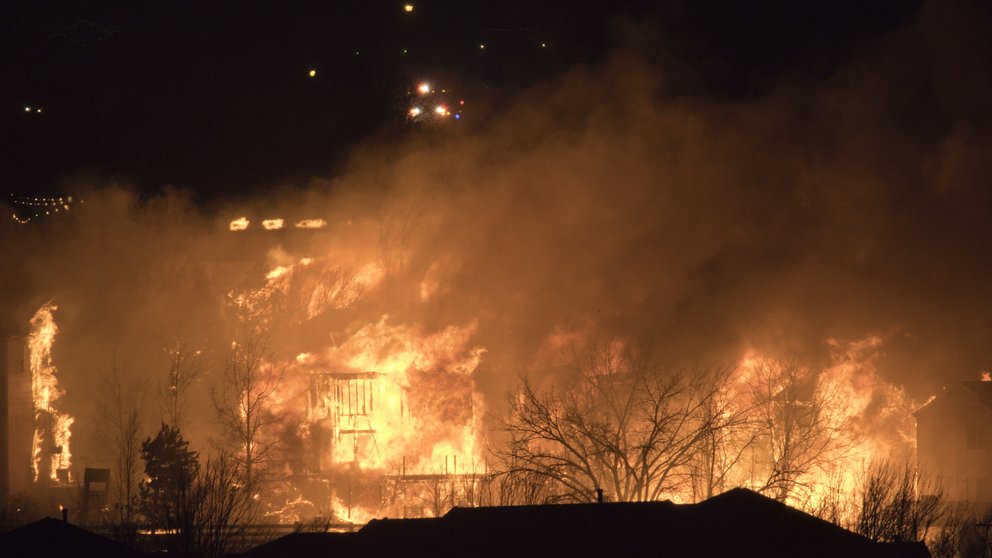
[{"left": 295, "top": 358, "right": 486, "bottom": 521}]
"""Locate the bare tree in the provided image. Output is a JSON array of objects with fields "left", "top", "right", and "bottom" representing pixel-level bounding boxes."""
[
  {"left": 480, "top": 468, "right": 556, "bottom": 506},
  {"left": 497, "top": 342, "right": 737, "bottom": 503},
  {"left": 161, "top": 341, "right": 202, "bottom": 431},
  {"left": 856, "top": 460, "right": 945, "bottom": 544},
  {"left": 689, "top": 367, "right": 761, "bottom": 501},
  {"left": 212, "top": 329, "right": 283, "bottom": 485},
  {"left": 177, "top": 452, "right": 261, "bottom": 558},
  {"left": 744, "top": 359, "right": 854, "bottom": 503},
  {"left": 94, "top": 362, "right": 145, "bottom": 527}
]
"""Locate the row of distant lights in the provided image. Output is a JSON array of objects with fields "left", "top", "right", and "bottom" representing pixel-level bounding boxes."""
[
  {"left": 10, "top": 195, "right": 75, "bottom": 224},
  {"left": 23, "top": 106, "right": 44, "bottom": 114},
  {"left": 229, "top": 217, "right": 327, "bottom": 231}
]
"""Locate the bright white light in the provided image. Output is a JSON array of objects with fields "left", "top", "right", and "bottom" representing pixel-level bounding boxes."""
[
  {"left": 24, "top": 106, "right": 31, "bottom": 112},
  {"left": 308, "top": 69, "right": 316, "bottom": 77},
  {"left": 404, "top": 4, "right": 414, "bottom": 12},
  {"left": 435, "top": 105, "right": 447, "bottom": 115},
  {"left": 417, "top": 82, "right": 430, "bottom": 94},
  {"left": 409, "top": 106, "right": 422, "bottom": 117}
]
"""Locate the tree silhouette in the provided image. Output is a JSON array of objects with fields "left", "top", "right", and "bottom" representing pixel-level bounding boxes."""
[{"left": 139, "top": 423, "right": 199, "bottom": 529}]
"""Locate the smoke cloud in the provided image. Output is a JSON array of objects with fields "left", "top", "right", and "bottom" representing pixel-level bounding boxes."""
[{"left": 2, "top": 1, "right": 991, "bottom": 469}]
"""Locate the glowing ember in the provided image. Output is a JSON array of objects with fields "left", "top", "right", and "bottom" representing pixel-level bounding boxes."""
[
  {"left": 28, "top": 302, "right": 73, "bottom": 484},
  {"left": 230, "top": 217, "right": 250, "bottom": 231},
  {"left": 295, "top": 218, "right": 327, "bottom": 229}
]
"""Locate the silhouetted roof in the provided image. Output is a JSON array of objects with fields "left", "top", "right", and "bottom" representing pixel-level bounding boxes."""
[
  {"left": 962, "top": 381, "right": 992, "bottom": 410},
  {"left": 242, "top": 488, "right": 931, "bottom": 558},
  {"left": 243, "top": 532, "right": 355, "bottom": 558},
  {"left": 915, "top": 381, "right": 992, "bottom": 416},
  {"left": 0, "top": 517, "right": 140, "bottom": 558}
]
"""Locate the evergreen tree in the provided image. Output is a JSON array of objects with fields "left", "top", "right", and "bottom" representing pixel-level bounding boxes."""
[{"left": 139, "top": 422, "right": 199, "bottom": 528}]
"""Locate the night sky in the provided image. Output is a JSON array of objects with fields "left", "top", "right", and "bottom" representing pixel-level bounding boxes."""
[{"left": 3, "top": 1, "right": 921, "bottom": 203}]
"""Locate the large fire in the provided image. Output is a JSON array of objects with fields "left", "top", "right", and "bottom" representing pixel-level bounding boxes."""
[
  {"left": 732, "top": 337, "right": 916, "bottom": 512},
  {"left": 223, "top": 253, "right": 488, "bottom": 521},
  {"left": 14, "top": 238, "right": 923, "bottom": 524},
  {"left": 28, "top": 302, "right": 74, "bottom": 484},
  {"left": 210, "top": 238, "right": 920, "bottom": 522}
]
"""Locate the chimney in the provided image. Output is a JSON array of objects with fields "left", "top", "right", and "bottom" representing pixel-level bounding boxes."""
[{"left": 596, "top": 488, "right": 604, "bottom": 504}]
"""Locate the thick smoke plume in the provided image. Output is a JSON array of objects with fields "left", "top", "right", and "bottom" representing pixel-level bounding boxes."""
[{"left": 2, "top": 1, "right": 991, "bottom": 473}]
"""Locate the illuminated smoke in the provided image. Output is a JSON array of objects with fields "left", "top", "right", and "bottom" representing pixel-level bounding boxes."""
[{"left": 0, "top": 0, "right": 990, "bottom": 520}]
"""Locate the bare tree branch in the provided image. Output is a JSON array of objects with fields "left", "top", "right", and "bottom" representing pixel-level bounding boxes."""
[
  {"left": 496, "top": 341, "right": 732, "bottom": 503},
  {"left": 94, "top": 360, "right": 145, "bottom": 528},
  {"left": 161, "top": 341, "right": 202, "bottom": 431},
  {"left": 212, "top": 328, "right": 284, "bottom": 485}
]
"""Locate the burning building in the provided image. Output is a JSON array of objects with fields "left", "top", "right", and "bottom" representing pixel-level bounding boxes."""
[
  {"left": 915, "top": 381, "right": 992, "bottom": 503},
  {"left": 0, "top": 303, "right": 75, "bottom": 516},
  {"left": 3, "top": 2, "right": 991, "bottom": 530}
]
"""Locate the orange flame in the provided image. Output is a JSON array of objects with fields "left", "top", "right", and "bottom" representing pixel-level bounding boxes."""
[
  {"left": 28, "top": 302, "right": 73, "bottom": 483},
  {"left": 228, "top": 251, "right": 486, "bottom": 522},
  {"left": 735, "top": 336, "right": 916, "bottom": 511}
]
